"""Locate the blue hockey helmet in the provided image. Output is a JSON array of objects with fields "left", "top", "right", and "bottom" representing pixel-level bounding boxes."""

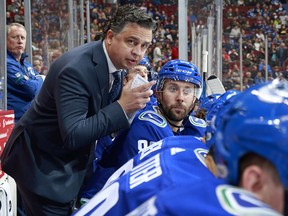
[
  {"left": 205, "top": 90, "right": 240, "bottom": 148},
  {"left": 156, "top": 60, "right": 202, "bottom": 99},
  {"left": 214, "top": 79, "right": 288, "bottom": 188},
  {"left": 138, "top": 55, "right": 151, "bottom": 71},
  {"left": 199, "top": 93, "right": 221, "bottom": 113}
]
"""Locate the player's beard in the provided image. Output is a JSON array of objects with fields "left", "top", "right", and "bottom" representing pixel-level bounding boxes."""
[{"left": 162, "top": 104, "right": 189, "bottom": 122}]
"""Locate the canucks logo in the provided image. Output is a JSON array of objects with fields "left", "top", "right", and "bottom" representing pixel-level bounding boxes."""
[
  {"left": 138, "top": 110, "right": 167, "bottom": 128},
  {"left": 216, "top": 185, "right": 282, "bottom": 215}
]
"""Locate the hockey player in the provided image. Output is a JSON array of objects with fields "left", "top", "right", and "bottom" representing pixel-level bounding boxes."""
[{"left": 75, "top": 80, "right": 288, "bottom": 215}]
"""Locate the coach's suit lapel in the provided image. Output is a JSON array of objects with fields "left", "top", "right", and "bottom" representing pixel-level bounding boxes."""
[{"left": 92, "top": 41, "right": 110, "bottom": 107}]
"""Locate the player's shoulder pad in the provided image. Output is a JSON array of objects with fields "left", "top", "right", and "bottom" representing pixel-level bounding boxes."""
[
  {"left": 188, "top": 116, "right": 206, "bottom": 128},
  {"left": 138, "top": 110, "right": 167, "bottom": 128}
]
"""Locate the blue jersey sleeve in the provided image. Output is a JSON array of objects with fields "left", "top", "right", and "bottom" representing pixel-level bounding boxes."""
[
  {"left": 7, "top": 55, "right": 43, "bottom": 99},
  {"left": 7, "top": 52, "right": 43, "bottom": 120}
]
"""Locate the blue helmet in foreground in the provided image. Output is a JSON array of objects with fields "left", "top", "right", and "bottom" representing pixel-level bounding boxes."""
[
  {"left": 156, "top": 60, "right": 202, "bottom": 99},
  {"left": 138, "top": 56, "right": 151, "bottom": 71},
  {"left": 205, "top": 90, "right": 240, "bottom": 148},
  {"left": 199, "top": 93, "right": 221, "bottom": 114},
  {"left": 214, "top": 79, "right": 288, "bottom": 188}
]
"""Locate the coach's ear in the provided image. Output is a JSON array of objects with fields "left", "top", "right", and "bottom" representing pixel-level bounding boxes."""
[{"left": 106, "top": 29, "right": 114, "bottom": 45}]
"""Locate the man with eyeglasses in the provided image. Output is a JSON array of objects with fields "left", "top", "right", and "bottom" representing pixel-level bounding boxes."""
[{"left": 78, "top": 60, "right": 205, "bottom": 203}]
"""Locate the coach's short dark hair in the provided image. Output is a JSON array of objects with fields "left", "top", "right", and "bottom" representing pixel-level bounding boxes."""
[{"left": 103, "top": 4, "right": 157, "bottom": 39}]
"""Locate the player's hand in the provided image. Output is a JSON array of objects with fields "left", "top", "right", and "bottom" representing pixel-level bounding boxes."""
[{"left": 118, "top": 79, "right": 155, "bottom": 115}]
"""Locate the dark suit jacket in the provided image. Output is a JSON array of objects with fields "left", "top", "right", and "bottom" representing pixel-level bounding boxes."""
[{"left": 1, "top": 41, "right": 130, "bottom": 203}]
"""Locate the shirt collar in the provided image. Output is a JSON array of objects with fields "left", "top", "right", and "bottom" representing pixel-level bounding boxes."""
[{"left": 102, "top": 42, "right": 117, "bottom": 74}]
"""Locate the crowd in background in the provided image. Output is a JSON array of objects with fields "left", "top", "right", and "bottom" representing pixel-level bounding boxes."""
[{"left": 6, "top": 0, "right": 288, "bottom": 91}]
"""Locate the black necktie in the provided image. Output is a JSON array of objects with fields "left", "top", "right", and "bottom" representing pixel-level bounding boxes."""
[{"left": 109, "top": 70, "right": 122, "bottom": 103}]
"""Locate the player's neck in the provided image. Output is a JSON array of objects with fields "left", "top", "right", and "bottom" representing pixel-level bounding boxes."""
[{"left": 168, "top": 121, "right": 183, "bottom": 133}]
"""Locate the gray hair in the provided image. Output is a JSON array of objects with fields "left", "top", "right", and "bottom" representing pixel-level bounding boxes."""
[{"left": 7, "top": 23, "right": 26, "bottom": 35}]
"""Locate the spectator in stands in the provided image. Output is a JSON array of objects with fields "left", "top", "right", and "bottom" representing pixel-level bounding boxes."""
[
  {"left": 243, "top": 72, "right": 254, "bottom": 89},
  {"left": 14, "top": 8, "right": 25, "bottom": 25},
  {"left": 226, "top": 8, "right": 234, "bottom": 19},
  {"left": 1, "top": 5, "right": 156, "bottom": 215},
  {"left": 279, "top": 11, "right": 287, "bottom": 26},
  {"left": 228, "top": 48, "right": 239, "bottom": 61},
  {"left": 7, "top": 0, "right": 21, "bottom": 15},
  {"left": 253, "top": 37, "right": 262, "bottom": 51},
  {"left": 269, "top": 44, "right": 278, "bottom": 66},
  {"left": 153, "top": 41, "right": 163, "bottom": 63},
  {"left": 254, "top": 71, "right": 266, "bottom": 84},
  {"left": 195, "top": 19, "right": 205, "bottom": 34},
  {"left": 255, "top": 29, "right": 265, "bottom": 41},
  {"left": 49, "top": 49, "right": 63, "bottom": 64},
  {"left": 33, "top": 54, "right": 44, "bottom": 70},
  {"left": 276, "top": 42, "right": 288, "bottom": 70},
  {"left": 230, "top": 24, "right": 241, "bottom": 38},
  {"left": 33, "top": 59, "right": 42, "bottom": 73},
  {"left": 273, "top": 33, "right": 283, "bottom": 46},
  {"left": 281, "top": 64, "right": 288, "bottom": 80},
  {"left": 6, "top": 23, "right": 45, "bottom": 122},
  {"left": 171, "top": 39, "right": 179, "bottom": 60},
  {"left": 278, "top": 24, "right": 287, "bottom": 35},
  {"left": 273, "top": 65, "right": 283, "bottom": 79},
  {"left": 223, "top": 49, "right": 232, "bottom": 63},
  {"left": 6, "top": 11, "right": 14, "bottom": 24}
]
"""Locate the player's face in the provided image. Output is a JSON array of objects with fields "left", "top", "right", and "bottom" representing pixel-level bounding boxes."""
[
  {"left": 124, "top": 65, "right": 149, "bottom": 85},
  {"left": 33, "top": 60, "right": 42, "bottom": 72},
  {"left": 106, "top": 23, "right": 152, "bottom": 70},
  {"left": 158, "top": 80, "right": 197, "bottom": 122},
  {"left": 7, "top": 26, "right": 26, "bottom": 60},
  {"left": 129, "top": 65, "right": 149, "bottom": 80}
]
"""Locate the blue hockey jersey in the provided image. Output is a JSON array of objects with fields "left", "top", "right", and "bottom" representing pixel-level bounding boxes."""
[
  {"left": 80, "top": 103, "right": 207, "bottom": 199},
  {"left": 74, "top": 136, "right": 281, "bottom": 216},
  {"left": 7, "top": 51, "right": 43, "bottom": 121}
]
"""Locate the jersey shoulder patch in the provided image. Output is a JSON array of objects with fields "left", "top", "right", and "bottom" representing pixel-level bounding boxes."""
[
  {"left": 138, "top": 110, "right": 167, "bottom": 128},
  {"left": 189, "top": 116, "right": 206, "bottom": 128}
]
